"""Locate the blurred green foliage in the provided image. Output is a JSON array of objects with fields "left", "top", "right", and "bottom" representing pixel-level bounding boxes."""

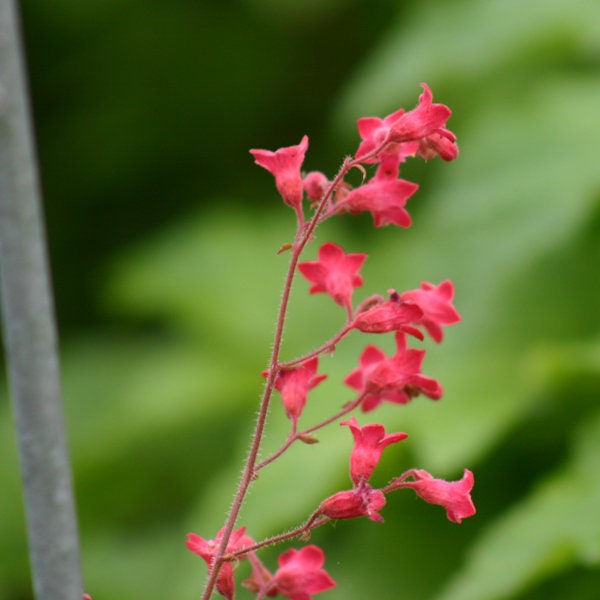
[{"left": 2, "top": 0, "right": 600, "bottom": 598}]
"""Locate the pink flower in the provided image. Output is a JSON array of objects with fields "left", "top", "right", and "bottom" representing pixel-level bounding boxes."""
[
  {"left": 186, "top": 527, "right": 255, "bottom": 600},
  {"left": 393, "top": 469, "right": 476, "bottom": 524},
  {"left": 400, "top": 280, "right": 461, "bottom": 342},
  {"left": 316, "top": 481, "right": 387, "bottom": 523},
  {"left": 250, "top": 136, "right": 309, "bottom": 210},
  {"left": 354, "top": 107, "right": 408, "bottom": 161},
  {"left": 418, "top": 129, "right": 458, "bottom": 161},
  {"left": 351, "top": 289, "right": 424, "bottom": 336},
  {"left": 339, "top": 176, "right": 419, "bottom": 228},
  {"left": 387, "top": 84, "right": 453, "bottom": 144},
  {"left": 270, "top": 546, "right": 336, "bottom": 600},
  {"left": 242, "top": 554, "right": 276, "bottom": 596},
  {"left": 345, "top": 332, "right": 443, "bottom": 412},
  {"left": 341, "top": 417, "right": 407, "bottom": 485},
  {"left": 302, "top": 171, "right": 329, "bottom": 201},
  {"left": 298, "top": 242, "right": 367, "bottom": 309},
  {"left": 264, "top": 358, "right": 327, "bottom": 427}
]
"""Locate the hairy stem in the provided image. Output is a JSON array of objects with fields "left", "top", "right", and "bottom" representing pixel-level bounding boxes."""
[{"left": 200, "top": 149, "right": 360, "bottom": 599}]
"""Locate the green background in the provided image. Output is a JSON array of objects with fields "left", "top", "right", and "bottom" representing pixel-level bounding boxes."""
[{"left": 1, "top": 0, "right": 599, "bottom": 598}]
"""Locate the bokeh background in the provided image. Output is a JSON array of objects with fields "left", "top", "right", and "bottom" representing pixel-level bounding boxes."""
[{"left": 2, "top": 0, "right": 600, "bottom": 598}]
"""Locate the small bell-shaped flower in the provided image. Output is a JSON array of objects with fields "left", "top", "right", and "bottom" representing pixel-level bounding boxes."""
[
  {"left": 269, "top": 546, "right": 336, "bottom": 600},
  {"left": 264, "top": 357, "right": 327, "bottom": 429},
  {"left": 345, "top": 331, "right": 443, "bottom": 412},
  {"left": 351, "top": 289, "right": 424, "bottom": 336},
  {"left": 400, "top": 280, "right": 461, "bottom": 342},
  {"left": 339, "top": 174, "right": 419, "bottom": 228},
  {"left": 341, "top": 416, "right": 407, "bottom": 484},
  {"left": 186, "top": 527, "right": 255, "bottom": 600},
  {"left": 389, "top": 469, "right": 476, "bottom": 524},
  {"left": 250, "top": 136, "right": 309, "bottom": 211},
  {"left": 298, "top": 242, "right": 367, "bottom": 311},
  {"left": 316, "top": 481, "right": 387, "bottom": 523},
  {"left": 387, "top": 83, "right": 453, "bottom": 144}
]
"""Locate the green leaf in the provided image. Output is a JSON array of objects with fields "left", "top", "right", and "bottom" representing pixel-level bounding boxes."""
[{"left": 436, "top": 408, "right": 600, "bottom": 600}]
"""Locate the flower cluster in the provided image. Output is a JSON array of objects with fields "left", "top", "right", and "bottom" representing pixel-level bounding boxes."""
[{"left": 188, "top": 84, "right": 475, "bottom": 600}]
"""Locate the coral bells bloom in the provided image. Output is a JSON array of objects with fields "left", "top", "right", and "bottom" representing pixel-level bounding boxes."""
[
  {"left": 352, "top": 289, "right": 423, "bottom": 336},
  {"left": 302, "top": 171, "right": 329, "bottom": 201},
  {"left": 355, "top": 107, "right": 410, "bottom": 162},
  {"left": 345, "top": 331, "right": 443, "bottom": 412},
  {"left": 264, "top": 357, "right": 327, "bottom": 427},
  {"left": 400, "top": 280, "right": 461, "bottom": 343},
  {"left": 270, "top": 546, "right": 336, "bottom": 600},
  {"left": 387, "top": 83, "right": 453, "bottom": 144},
  {"left": 186, "top": 527, "right": 255, "bottom": 600},
  {"left": 392, "top": 469, "right": 476, "bottom": 524},
  {"left": 316, "top": 481, "right": 387, "bottom": 523},
  {"left": 340, "top": 175, "right": 419, "bottom": 228},
  {"left": 341, "top": 417, "right": 407, "bottom": 485},
  {"left": 298, "top": 242, "right": 367, "bottom": 310},
  {"left": 418, "top": 129, "right": 458, "bottom": 161},
  {"left": 250, "top": 136, "right": 308, "bottom": 210}
]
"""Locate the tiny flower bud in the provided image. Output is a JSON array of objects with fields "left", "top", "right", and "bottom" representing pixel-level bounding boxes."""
[
  {"left": 317, "top": 482, "right": 386, "bottom": 523},
  {"left": 351, "top": 290, "right": 424, "bottom": 336},
  {"left": 298, "top": 433, "right": 320, "bottom": 444},
  {"left": 302, "top": 170, "right": 329, "bottom": 201}
]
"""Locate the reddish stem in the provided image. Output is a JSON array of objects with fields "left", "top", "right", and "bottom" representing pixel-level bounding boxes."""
[
  {"left": 278, "top": 323, "right": 353, "bottom": 369},
  {"left": 224, "top": 514, "right": 331, "bottom": 561},
  {"left": 255, "top": 394, "right": 365, "bottom": 473}
]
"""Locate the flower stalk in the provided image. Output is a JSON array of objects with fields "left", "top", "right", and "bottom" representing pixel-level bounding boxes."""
[{"left": 193, "top": 83, "right": 473, "bottom": 600}]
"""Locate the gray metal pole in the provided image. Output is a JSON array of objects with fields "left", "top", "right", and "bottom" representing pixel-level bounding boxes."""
[{"left": 0, "top": 1, "right": 84, "bottom": 598}]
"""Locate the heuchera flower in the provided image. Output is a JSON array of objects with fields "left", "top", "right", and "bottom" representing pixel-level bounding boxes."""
[
  {"left": 387, "top": 84, "right": 453, "bottom": 145},
  {"left": 339, "top": 175, "right": 419, "bottom": 228},
  {"left": 351, "top": 289, "right": 423, "bottom": 336},
  {"left": 400, "top": 280, "right": 461, "bottom": 343},
  {"left": 340, "top": 417, "right": 407, "bottom": 485},
  {"left": 354, "top": 107, "right": 410, "bottom": 162},
  {"left": 250, "top": 136, "right": 309, "bottom": 210},
  {"left": 302, "top": 171, "right": 329, "bottom": 201},
  {"left": 264, "top": 357, "right": 327, "bottom": 427},
  {"left": 418, "top": 129, "right": 458, "bottom": 161},
  {"left": 298, "top": 242, "right": 367, "bottom": 309},
  {"left": 186, "top": 527, "right": 255, "bottom": 600},
  {"left": 345, "top": 331, "right": 443, "bottom": 412},
  {"left": 270, "top": 546, "right": 336, "bottom": 600},
  {"left": 393, "top": 469, "right": 476, "bottom": 524},
  {"left": 316, "top": 481, "right": 387, "bottom": 523},
  {"left": 242, "top": 554, "right": 277, "bottom": 597}
]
